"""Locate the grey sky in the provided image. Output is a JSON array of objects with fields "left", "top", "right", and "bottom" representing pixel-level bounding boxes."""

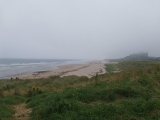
[{"left": 0, "top": 0, "right": 160, "bottom": 59}]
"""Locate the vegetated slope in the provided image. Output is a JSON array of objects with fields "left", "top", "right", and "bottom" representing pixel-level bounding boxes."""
[
  {"left": 13, "top": 103, "right": 31, "bottom": 120},
  {"left": 0, "top": 96, "right": 25, "bottom": 120},
  {"left": 0, "top": 76, "right": 91, "bottom": 119},
  {"left": 26, "top": 61, "right": 160, "bottom": 120}
]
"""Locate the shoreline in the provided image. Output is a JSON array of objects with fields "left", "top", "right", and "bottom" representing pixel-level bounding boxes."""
[{"left": 8, "top": 60, "right": 108, "bottom": 80}]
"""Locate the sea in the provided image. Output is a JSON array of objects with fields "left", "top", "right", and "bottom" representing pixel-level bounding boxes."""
[{"left": 0, "top": 58, "right": 84, "bottom": 79}]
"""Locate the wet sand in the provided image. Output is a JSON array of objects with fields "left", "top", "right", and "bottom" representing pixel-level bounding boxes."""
[{"left": 11, "top": 61, "right": 108, "bottom": 79}]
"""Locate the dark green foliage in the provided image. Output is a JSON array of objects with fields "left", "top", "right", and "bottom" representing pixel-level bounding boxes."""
[
  {"left": 0, "top": 89, "right": 4, "bottom": 97},
  {"left": 27, "top": 86, "right": 43, "bottom": 97},
  {"left": 95, "top": 73, "right": 98, "bottom": 84},
  {"left": 105, "top": 63, "right": 118, "bottom": 73},
  {"left": 77, "top": 76, "right": 89, "bottom": 82},
  {"left": 118, "top": 61, "right": 158, "bottom": 71},
  {"left": 27, "top": 79, "right": 160, "bottom": 119}
]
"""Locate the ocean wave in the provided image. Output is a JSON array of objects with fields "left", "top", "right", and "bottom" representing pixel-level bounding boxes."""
[{"left": 0, "top": 59, "right": 81, "bottom": 79}]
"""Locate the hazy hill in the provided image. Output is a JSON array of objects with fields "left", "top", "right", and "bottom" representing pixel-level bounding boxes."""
[
  {"left": 107, "top": 52, "right": 160, "bottom": 62},
  {"left": 123, "top": 52, "right": 149, "bottom": 60}
]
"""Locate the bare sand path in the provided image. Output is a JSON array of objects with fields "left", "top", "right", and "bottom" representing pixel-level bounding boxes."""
[{"left": 13, "top": 103, "right": 31, "bottom": 120}]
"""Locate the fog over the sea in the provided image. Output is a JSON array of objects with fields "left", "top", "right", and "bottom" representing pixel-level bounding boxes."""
[{"left": 0, "top": 0, "right": 160, "bottom": 59}]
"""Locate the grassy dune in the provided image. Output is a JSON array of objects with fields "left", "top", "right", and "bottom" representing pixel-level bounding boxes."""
[{"left": 0, "top": 61, "right": 160, "bottom": 119}]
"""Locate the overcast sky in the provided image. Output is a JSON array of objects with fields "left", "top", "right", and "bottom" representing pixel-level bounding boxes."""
[{"left": 0, "top": 0, "right": 160, "bottom": 59}]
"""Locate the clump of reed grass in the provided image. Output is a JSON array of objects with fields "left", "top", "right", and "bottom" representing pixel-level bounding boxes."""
[
  {"left": 14, "top": 88, "right": 20, "bottom": 96},
  {"left": 27, "top": 86, "right": 42, "bottom": 97},
  {"left": 0, "top": 89, "right": 4, "bottom": 97}
]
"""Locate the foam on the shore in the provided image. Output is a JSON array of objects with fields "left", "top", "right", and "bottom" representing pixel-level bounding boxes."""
[{"left": 11, "top": 61, "right": 108, "bottom": 79}]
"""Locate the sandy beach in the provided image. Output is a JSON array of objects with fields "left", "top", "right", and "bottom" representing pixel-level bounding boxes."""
[{"left": 11, "top": 60, "right": 108, "bottom": 79}]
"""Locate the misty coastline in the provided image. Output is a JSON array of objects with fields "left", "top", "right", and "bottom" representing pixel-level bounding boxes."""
[
  {"left": 0, "top": 58, "right": 87, "bottom": 80},
  {"left": 5, "top": 60, "right": 108, "bottom": 80}
]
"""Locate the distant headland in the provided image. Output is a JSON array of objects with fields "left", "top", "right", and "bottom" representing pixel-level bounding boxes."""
[{"left": 106, "top": 52, "right": 160, "bottom": 62}]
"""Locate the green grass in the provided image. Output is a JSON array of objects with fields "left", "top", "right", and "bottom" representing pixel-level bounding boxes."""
[
  {"left": 117, "top": 61, "right": 159, "bottom": 71},
  {"left": 0, "top": 61, "right": 160, "bottom": 119},
  {"left": 27, "top": 79, "right": 160, "bottom": 119},
  {"left": 27, "top": 61, "right": 160, "bottom": 119},
  {"left": 105, "top": 63, "right": 118, "bottom": 73},
  {"left": 0, "top": 96, "right": 25, "bottom": 119},
  {"left": 0, "top": 76, "right": 90, "bottom": 120}
]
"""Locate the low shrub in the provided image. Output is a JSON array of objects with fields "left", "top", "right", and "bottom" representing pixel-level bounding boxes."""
[{"left": 27, "top": 86, "right": 43, "bottom": 97}]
